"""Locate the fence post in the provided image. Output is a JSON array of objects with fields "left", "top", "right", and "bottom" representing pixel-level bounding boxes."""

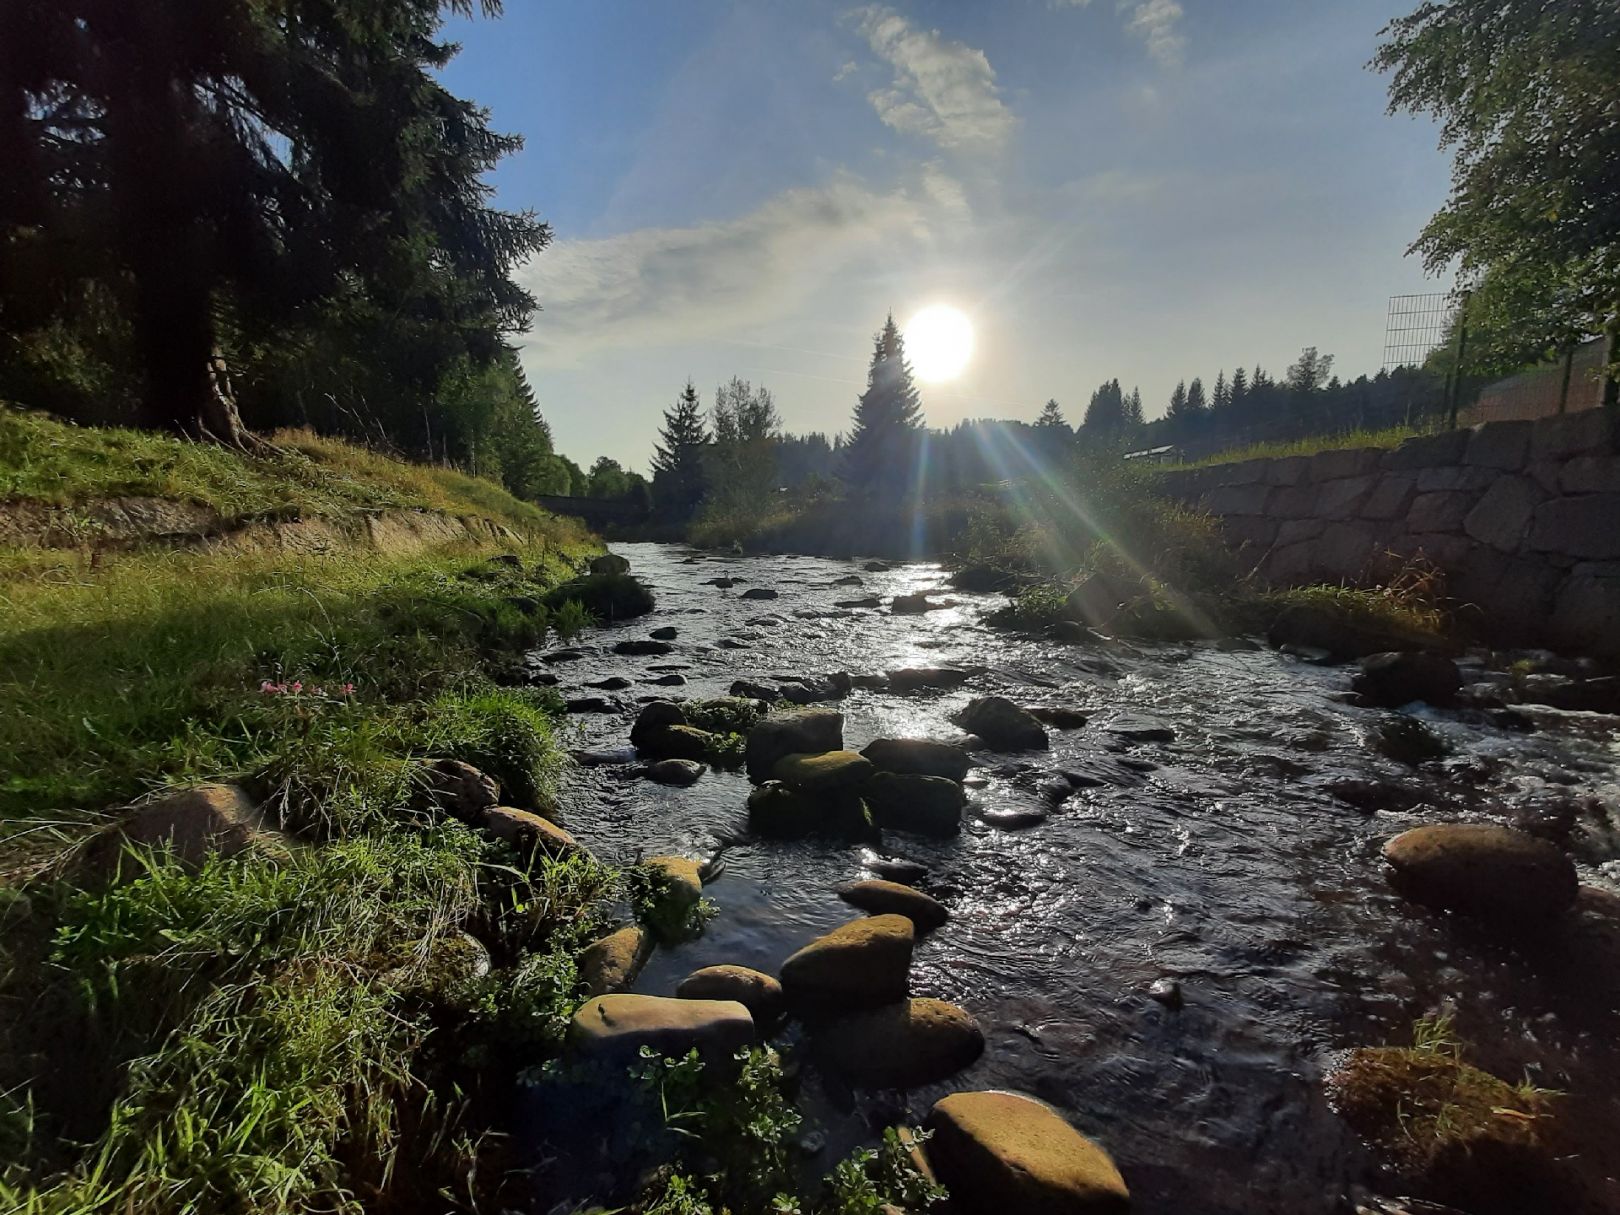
[{"left": 1444, "top": 291, "right": 1471, "bottom": 430}]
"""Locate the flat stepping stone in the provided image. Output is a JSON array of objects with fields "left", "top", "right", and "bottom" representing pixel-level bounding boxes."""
[
  {"left": 817, "top": 997, "right": 983, "bottom": 1088},
  {"left": 773, "top": 750, "right": 875, "bottom": 792},
  {"left": 578, "top": 925, "right": 651, "bottom": 996},
  {"left": 779, "top": 914, "right": 913, "bottom": 1008},
  {"left": 1105, "top": 715, "right": 1175, "bottom": 743},
  {"left": 567, "top": 993, "right": 752, "bottom": 1067},
  {"left": 837, "top": 879, "right": 948, "bottom": 930},
  {"left": 861, "top": 738, "right": 971, "bottom": 782},
  {"left": 675, "top": 965, "right": 784, "bottom": 1022}
]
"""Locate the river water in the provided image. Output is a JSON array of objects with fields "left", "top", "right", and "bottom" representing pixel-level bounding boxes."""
[{"left": 540, "top": 542, "right": 1620, "bottom": 1214}]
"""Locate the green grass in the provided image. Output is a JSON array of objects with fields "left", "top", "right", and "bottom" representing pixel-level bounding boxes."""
[
  {"left": 1161, "top": 423, "right": 1432, "bottom": 470},
  {"left": 0, "top": 408, "right": 574, "bottom": 533}
]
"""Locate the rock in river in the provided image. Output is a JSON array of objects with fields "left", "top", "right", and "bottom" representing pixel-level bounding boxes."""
[
  {"left": 578, "top": 925, "right": 652, "bottom": 996},
  {"left": 745, "top": 708, "right": 844, "bottom": 781},
  {"left": 837, "top": 878, "right": 948, "bottom": 930},
  {"left": 817, "top": 998, "right": 984, "bottom": 1088},
  {"left": 650, "top": 626, "right": 678, "bottom": 640},
  {"left": 773, "top": 750, "right": 876, "bottom": 792},
  {"left": 614, "top": 638, "right": 674, "bottom": 656},
  {"left": 1383, "top": 823, "right": 1577, "bottom": 925},
  {"left": 589, "top": 553, "right": 631, "bottom": 576},
  {"left": 1352, "top": 651, "right": 1462, "bottom": 707},
  {"left": 860, "top": 737, "right": 971, "bottom": 782},
  {"left": 740, "top": 587, "right": 779, "bottom": 600},
  {"left": 646, "top": 758, "right": 705, "bottom": 786},
  {"left": 1028, "top": 706, "right": 1090, "bottom": 730},
  {"left": 747, "top": 782, "right": 874, "bottom": 841},
  {"left": 953, "top": 697, "right": 1049, "bottom": 751},
  {"left": 862, "top": 772, "right": 964, "bottom": 837},
  {"left": 887, "top": 667, "right": 970, "bottom": 692},
  {"left": 1104, "top": 714, "right": 1175, "bottom": 743},
  {"left": 921, "top": 1090, "right": 1130, "bottom": 1215},
  {"left": 567, "top": 993, "right": 753, "bottom": 1068},
  {"left": 676, "top": 965, "right": 785, "bottom": 1023},
  {"left": 779, "top": 914, "right": 913, "bottom": 1008}
]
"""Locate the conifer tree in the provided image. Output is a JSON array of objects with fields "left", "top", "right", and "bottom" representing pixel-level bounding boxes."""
[
  {"left": 1124, "top": 387, "right": 1144, "bottom": 430},
  {"left": 1080, "top": 380, "right": 1125, "bottom": 438},
  {"left": 1186, "top": 378, "right": 1207, "bottom": 413},
  {"left": 1212, "top": 370, "right": 1231, "bottom": 412},
  {"left": 844, "top": 314, "right": 925, "bottom": 494},
  {"left": 650, "top": 379, "right": 710, "bottom": 519},
  {"left": 1230, "top": 366, "right": 1249, "bottom": 410},
  {"left": 1036, "top": 399, "right": 1067, "bottom": 428},
  {"left": 1166, "top": 381, "right": 1189, "bottom": 419}
]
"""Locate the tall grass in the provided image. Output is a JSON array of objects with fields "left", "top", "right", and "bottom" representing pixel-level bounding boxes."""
[{"left": 1161, "top": 422, "right": 1432, "bottom": 470}]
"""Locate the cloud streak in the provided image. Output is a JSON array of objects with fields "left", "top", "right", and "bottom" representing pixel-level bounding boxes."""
[
  {"left": 519, "top": 173, "right": 968, "bottom": 365},
  {"left": 1121, "top": 0, "right": 1185, "bottom": 67},
  {"left": 849, "top": 5, "right": 1016, "bottom": 151}
]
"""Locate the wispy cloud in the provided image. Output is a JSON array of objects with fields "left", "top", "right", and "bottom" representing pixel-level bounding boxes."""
[
  {"left": 1120, "top": 0, "right": 1185, "bottom": 67},
  {"left": 520, "top": 173, "right": 969, "bottom": 364},
  {"left": 848, "top": 5, "right": 1016, "bottom": 151}
]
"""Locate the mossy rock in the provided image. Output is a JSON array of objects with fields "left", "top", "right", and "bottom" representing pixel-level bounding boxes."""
[
  {"left": 772, "top": 750, "right": 875, "bottom": 792},
  {"left": 544, "top": 572, "right": 655, "bottom": 622},
  {"left": 817, "top": 997, "right": 984, "bottom": 1088},
  {"left": 746, "top": 782, "right": 875, "bottom": 842},
  {"left": 861, "top": 772, "right": 964, "bottom": 837},
  {"left": 779, "top": 914, "right": 914, "bottom": 1009}
]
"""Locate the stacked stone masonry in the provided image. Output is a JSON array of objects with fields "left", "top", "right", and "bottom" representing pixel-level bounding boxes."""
[{"left": 1156, "top": 409, "right": 1620, "bottom": 656}]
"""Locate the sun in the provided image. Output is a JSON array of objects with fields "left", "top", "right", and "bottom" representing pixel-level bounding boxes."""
[{"left": 904, "top": 304, "right": 974, "bottom": 382}]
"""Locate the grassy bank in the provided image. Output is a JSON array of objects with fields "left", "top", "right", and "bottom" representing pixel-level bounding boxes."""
[
  {"left": 0, "top": 413, "right": 626, "bottom": 1212},
  {"left": 1158, "top": 422, "right": 1431, "bottom": 470}
]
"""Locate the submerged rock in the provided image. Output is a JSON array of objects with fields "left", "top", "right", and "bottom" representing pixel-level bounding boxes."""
[
  {"left": 1353, "top": 652, "right": 1462, "bottom": 707},
  {"left": 676, "top": 965, "right": 785, "bottom": 1022},
  {"left": 565, "top": 696, "right": 621, "bottom": 714},
  {"left": 1371, "top": 716, "right": 1450, "bottom": 765},
  {"left": 891, "top": 593, "right": 939, "bottom": 614},
  {"left": 579, "top": 925, "right": 652, "bottom": 996},
  {"left": 779, "top": 914, "right": 913, "bottom": 1008},
  {"left": 1382, "top": 823, "right": 1577, "bottom": 925},
  {"left": 862, "top": 772, "right": 965, "bottom": 837},
  {"left": 837, "top": 879, "right": 948, "bottom": 930},
  {"left": 567, "top": 993, "right": 753, "bottom": 1067},
  {"left": 860, "top": 738, "right": 972, "bottom": 782},
  {"left": 887, "top": 666, "right": 970, "bottom": 692},
  {"left": 641, "top": 856, "right": 704, "bottom": 923},
  {"left": 747, "top": 782, "right": 874, "bottom": 841},
  {"left": 1028, "top": 706, "right": 1090, "bottom": 730},
  {"left": 745, "top": 708, "right": 844, "bottom": 781},
  {"left": 921, "top": 1090, "right": 1130, "bottom": 1215},
  {"left": 741, "top": 587, "right": 779, "bottom": 600},
  {"left": 817, "top": 998, "right": 984, "bottom": 1088},
  {"left": 1104, "top": 714, "right": 1175, "bottom": 743},
  {"left": 586, "top": 676, "right": 633, "bottom": 690},
  {"left": 953, "top": 697, "right": 1049, "bottom": 751}
]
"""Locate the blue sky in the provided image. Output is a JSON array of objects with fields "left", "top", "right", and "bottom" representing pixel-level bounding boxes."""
[{"left": 440, "top": 1, "right": 1455, "bottom": 471}]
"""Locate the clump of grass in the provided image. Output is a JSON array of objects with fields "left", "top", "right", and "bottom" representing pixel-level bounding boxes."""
[
  {"left": 1327, "top": 1013, "right": 1569, "bottom": 1215},
  {"left": 1255, "top": 580, "right": 1449, "bottom": 649},
  {"left": 1161, "top": 423, "right": 1432, "bottom": 470}
]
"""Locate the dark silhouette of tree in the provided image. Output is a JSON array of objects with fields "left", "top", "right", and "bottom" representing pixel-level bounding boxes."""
[
  {"left": 1080, "top": 380, "right": 1125, "bottom": 443},
  {"left": 1186, "top": 378, "right": 1207, "bottom": 413},
  {"left": 1212, "top": 370, "right": 1231, "bottom": 413},
  {"left": 1229, "top": 366, "right": 1249, "bottom": 414},
  {"left": 650, "top": 380, "right": 710, "bottom": 519},
  {"left": 0, "top": 0, "right": 546, "bottom": 445},
  {"left": 1374, "top": 0, "right": 1620, "bottom": 393},
  {"left": 1166, "top": 381, "right": 1189, "bottom": 421},
  {"left": 1036, "top": 399, "right": 1067, "bottom": 428},
  {"left": 1286, "top": 347, "right": 1335, "bottom": 393},
  {"left": 706, "top": 377, "right": 781, "bottom": 516},
  {"left": 1124, "top": 387, "right": 1144, "bottom": 432},
  {"left": 844, "top": 314, "right": 924, "bottom": 494}
]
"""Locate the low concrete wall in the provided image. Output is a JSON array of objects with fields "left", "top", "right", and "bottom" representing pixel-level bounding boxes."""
[{"left": 1156, "top": 409, "right": 1620, "bottom": 655}]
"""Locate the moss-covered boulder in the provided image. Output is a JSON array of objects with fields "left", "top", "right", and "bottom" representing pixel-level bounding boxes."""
[
  {"left": 953, "top": 697, "right": 1048, "bottom": 751},
  {"left": 837, "top": 878, "right": 948, "bottom": 930},
  {"left": 579, "top": 924, "right": 652, "bottom": 996},
  {"left": 567, "top": 993, "right": 753, "bottom": 1068},
  {"left": 922, "top": 1090, "right": 1130, "bottom": 1215},
  {"left": 861, "top": 772, "right": 964, "bottom": 837},
  {"left": 480, "top": 806, "right": 580, "bottom": 858},
  {"left": 675, "top": 965, "right": 785, "bottom": 1023},
  {"left": 817, "top": 997, "right": 983, "bottom": 1088},
  {"left": 544, "top": 571, "right": 654, "bottom": 622},
  {"left": 779, "top": 914, "right": 913, "bottom": 1008},
  {"left": 589, "top": 553, "right": 631, "bottom": 576},
  {"left": 746, "top": 782, "right": 875, "bottom": 842},
  {"left": 1383, "top": 823, "right": 1576, "bottom": 925},
  {"left": 860, "top": 737, "right": 971, "bottom": 781},
  {"left": 641, "top": 724, "right": 722, "bottom": 762},
  {"left": 773, "top": 750, "right": 875, "bottom": 792},
  {"left": 745, "top": 708, "right": 844, "bottom": 780},
  {"left": 640, "top": 856, "right": 704, "bottom": 928}
]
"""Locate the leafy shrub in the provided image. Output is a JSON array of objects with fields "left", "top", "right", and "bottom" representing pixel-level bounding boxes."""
[{"left": 543, "top": 572, "right": 655, "bottom": 622}]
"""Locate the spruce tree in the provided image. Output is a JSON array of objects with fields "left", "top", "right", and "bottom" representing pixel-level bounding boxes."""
[
  {"left": 844, "top": 314, "right": 925, "bottom": 494},
  {"left": 1124, "top": 387, "right": 1144, "bottom": 430},
  {"left": 1080, "top": 380, "right": 1125, "bottom": 438},
  {"left": 1212, "top": 370, "right": 1231, "bottom": 412},
  {"left": 1186, "top": 378, "right": 1207, "bottom": 413},
  {"left": 1230, "top": 366, "right": 1249, "bottom": 410},
  {"left": 650, "top": 380, "right": 710, "bottom": 519},
  {"left": 1166, "top": 381, "right": 1189, "bottom": 419},
  {"left": 1036, "top": 399, "right": 1067, "bottom": 428}
]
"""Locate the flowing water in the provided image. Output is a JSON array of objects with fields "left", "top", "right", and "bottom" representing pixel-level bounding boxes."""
[{"left": 538, "top": 542, "right": 1620, "bottom": 1214}]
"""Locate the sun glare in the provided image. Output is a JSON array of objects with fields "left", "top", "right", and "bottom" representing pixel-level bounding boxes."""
[{"left": 905, "top": 304, "right": 974, "bottom": 382}]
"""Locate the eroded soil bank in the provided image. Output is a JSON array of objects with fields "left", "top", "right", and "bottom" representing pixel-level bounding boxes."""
[{"left": 535, "top": 542, "right": 1620, "bottom": 1215}]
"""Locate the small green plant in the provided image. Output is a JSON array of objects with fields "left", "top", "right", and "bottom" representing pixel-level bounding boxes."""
[
  {"left": 823, "top": 1127, "right": 947, "bottom": 1215},
  {"left": 550, "top": 597, "right": 594, "bottom": 639}
]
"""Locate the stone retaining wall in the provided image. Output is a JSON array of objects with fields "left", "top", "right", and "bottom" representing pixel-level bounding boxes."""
[{"left": 1155, "top": 409, "right": 1620, "bottom": 655}]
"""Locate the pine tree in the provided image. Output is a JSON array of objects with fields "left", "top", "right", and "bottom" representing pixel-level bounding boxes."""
[
  {"left": 1212, "top": 370, "right": 1231, "bottom": 412},
  {"left": 650, "top": 380, "right": 710, "bottom": 519},
  {"left": 1124, "top": 387, "right": 1144, "bottom": 430},
  {"left": 1166, "top": 381, "right": 1189, "bottom": 419},
  {"left": 1080, "top": 380, "right": 1125, "bottom": 438},
  {"left": 1229, "top": 366, "right": 1249, "bottom": 411},
  {"left": 844, "top": 314, "right": 925, "bottom": 494},
  {"left": 0, "top": 0, "right": 545, "bottom": 445},
  {"left": 1036, "top": 399, "right": 1067, "bottom": 428},
  {"left": 1186, "top": 378, "right": 1207, "bottom": 413}
]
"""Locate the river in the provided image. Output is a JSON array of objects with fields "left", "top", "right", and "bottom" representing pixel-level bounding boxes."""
[{"left": 540, "top": 542, "right": 1620, "bottom": 1214}]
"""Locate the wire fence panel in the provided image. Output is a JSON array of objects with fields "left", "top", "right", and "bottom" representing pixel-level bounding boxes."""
[{"left": 1382, "top": 292, "right": 1459, "bottom": 371}]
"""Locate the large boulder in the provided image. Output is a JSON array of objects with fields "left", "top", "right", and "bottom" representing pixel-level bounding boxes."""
[
  {"left": 589, "top": 553, "right": 631, "bottom": 576},
  {"left": 779, "top": 914, "right": 913, "bottom": 1008},
  {"left": 631, "top": 701, "right": 687, "bottom": 749},
  {"left": 676, "top": 965, "right": 785, "bottom": 1023},
  {"left": 1353, "top": 652, "right": 1462, "bottom": 707},
  {"left": 646, "top": 758, "right": 706, "bottom": 787},
  {"left": 79, "top": 783, "right": 281, "bottom": 877},
  {"left": 745, "top": 709, "right": 844, "bottom": 781},
  {"left": 419, "top": 759, "right": 500, "bottom": 824},
  {"left": 837, "top": 879, "right": 948, "bottom": 930},
  {"left": 953, "top": 697, "right": 1049, "bottom": 751},
  {"left": 643, "top": 724, "right": 721, "bottom": 762},
  {"left": 923, "top": 1091, "right": 1130, "bottom": 1215},
  {"left": 579, "top": 925, "right": 652, "bottom": 996},
  {"left": 773, "top": 750, "right": 876, "bottom": 792},
  {"left": 860, "top": 738, "right": 971, "bottom": 782},
  {"left": 747, "top": 782, "right": 874, "bottom": 841},
  {"left": 817, "top": 998, "right": 984, "bottom": 1088},
  {"left": 861, "top": 773, "right": 964, "bottom": 837},
  {"left": 544, "top": 572, "right": 654, "bottom": 622},
  {"left": 480, "top": 807, "right": 580, "bottom": 858},
  {"left": 567, "top": 994, "right": 753, "bottom": 1068},
  {"left": 1383, "top": 823, "right": 1577, "bottom": 925}
]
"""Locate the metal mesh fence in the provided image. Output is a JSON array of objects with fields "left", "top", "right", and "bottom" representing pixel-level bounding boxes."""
[{"left": 1381, "top": 292, "right": 1458, "bottom": 371}]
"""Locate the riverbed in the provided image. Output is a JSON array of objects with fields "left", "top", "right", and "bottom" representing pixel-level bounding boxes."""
[{"left": 541, "top": 542, "right": 1620, "bottom": 1214}]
